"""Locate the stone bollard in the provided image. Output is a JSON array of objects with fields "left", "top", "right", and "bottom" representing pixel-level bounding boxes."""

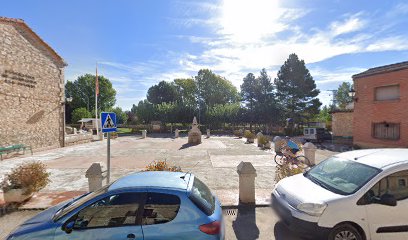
[
  {"left": 273, "top": 136, "right": 282, "bottom": 152},
  {"left": 256, "top": 132, "right": 263, "bottom": 147},
  {"left": 142, "top": 130, "right": 147, "bottom": 139},
  {"left": 237, "top": 162, "right": 257, "bottom": 204},
  {"left": 99, "top": 132, "right": 104, "bottom": 141},
  {"left": 175, "top": 129, "right": 179, "bottom": 138},
  {"left": 303, "top": 142, "right": 317, "bottom": 165},
  {"left": 206, "top": 129, "right": 210, "bottom": 138},
  {"left": 85, "top": 163, "right": 105, "bottom": 192}
]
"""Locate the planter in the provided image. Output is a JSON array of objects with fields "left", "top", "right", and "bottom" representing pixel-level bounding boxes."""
[
  {"left": 3, "top": 189, "right": 33, "bottom": 203},
  {"left": 246, "top": 138, "right": 254, "bottom": 143},
  {"left": 264, "top": 142, "right": 271, "bottom": 149}
]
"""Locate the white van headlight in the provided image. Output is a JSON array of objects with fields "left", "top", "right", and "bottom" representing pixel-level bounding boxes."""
[{"left": 297, "top": 202, "right": 327, "bottom": 216}]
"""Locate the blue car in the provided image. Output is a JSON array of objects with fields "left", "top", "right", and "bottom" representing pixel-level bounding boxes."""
[{"left": 7, "top": 171, "right": 225, "bottom": 240}]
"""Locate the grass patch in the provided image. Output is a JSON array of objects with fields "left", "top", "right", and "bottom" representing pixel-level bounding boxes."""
[{"left": 117, "top": 128, "right": 133, "bottom": 134}]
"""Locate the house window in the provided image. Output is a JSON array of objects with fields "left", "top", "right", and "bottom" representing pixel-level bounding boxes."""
[
  {"left": 372, "top": 122, "right": 400, "bottom": 140},
  {"left": 375, "top": 85, "right": 400, "bottom": 101},
  {"left": 398, "top": 179, "right": 407, "bottom": 188}
]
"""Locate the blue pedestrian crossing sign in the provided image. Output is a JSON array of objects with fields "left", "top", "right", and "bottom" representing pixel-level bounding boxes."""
[{"left": 101, "top": 112, "right": 117, "bottom": 133}]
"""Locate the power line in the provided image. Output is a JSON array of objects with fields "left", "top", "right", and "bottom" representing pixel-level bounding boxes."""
[{"left": 326, "top": 89, "right": 338, "bottom": 107}]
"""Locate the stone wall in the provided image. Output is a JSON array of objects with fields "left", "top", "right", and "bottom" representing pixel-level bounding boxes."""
[
  {"left": 0, "top": 22, "right": 65, "bottom": 150},
  {"left": 332, "top": 111, "right": 353, "bottom": 137}
]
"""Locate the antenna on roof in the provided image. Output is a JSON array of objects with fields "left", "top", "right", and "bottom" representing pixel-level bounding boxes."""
[{"left": 180, "top": 161, "right": 200, "bottom": 180}]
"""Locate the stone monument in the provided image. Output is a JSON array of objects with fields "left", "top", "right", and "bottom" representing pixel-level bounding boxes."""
[{"left": 188, "top": 117, "right": 202, "bottom": 144}]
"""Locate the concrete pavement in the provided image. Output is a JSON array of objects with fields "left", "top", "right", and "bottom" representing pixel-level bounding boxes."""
[{"left": 0, "top": 135, "right": 336, "bottom": 208}]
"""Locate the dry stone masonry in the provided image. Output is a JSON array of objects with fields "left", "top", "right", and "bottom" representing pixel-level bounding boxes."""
[{"left": 0, "top": 17, "right": 67, "bottom": 151}]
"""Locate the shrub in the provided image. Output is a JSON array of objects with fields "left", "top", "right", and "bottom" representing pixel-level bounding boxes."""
[
  {"left": 275, "top": 162, "right": 304, "bottom": 182},
  {"left": 244, "top": 130, "right": 255, "bottom": 139},
  {"left": 71, "top": 107, "right": 92, "bottom": 123},
  {"left": 1, "top": 161, "right": 51, "bottom": 195},
  {"left": 145, "top": 160, "right": 182, "bottom": 172},
  {"left": 258, "top": 135, "right": 269, "bottom": 145},
  {"left": 233, "top": 130, "right": 243, "bottom": 138}
]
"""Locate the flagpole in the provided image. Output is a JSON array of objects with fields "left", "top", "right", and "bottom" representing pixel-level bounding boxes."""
[{"left": 95, "top": 62, "right": 99, "bottom": 139}]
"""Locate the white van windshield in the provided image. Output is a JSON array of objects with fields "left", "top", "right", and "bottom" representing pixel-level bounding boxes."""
[{"left": 305, "top": 157, "right": 381, "bottom": 195}]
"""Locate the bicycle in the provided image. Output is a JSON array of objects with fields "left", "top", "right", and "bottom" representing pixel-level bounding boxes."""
[{"left": 274, "top": 142, "right": 312, "bottom": 169}]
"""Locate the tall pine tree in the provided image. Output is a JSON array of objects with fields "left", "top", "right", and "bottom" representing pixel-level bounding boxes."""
[
  {"left": 240, "top": 73, "right": 258, "bottom": 129},
  {"left": 255, "top": 69, "right": 280, "bottom": 125},
  {"left": 275, "top": 53, "right": 321, "bottom": 123}
]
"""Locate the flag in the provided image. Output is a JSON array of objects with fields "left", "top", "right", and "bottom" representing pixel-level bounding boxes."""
[{"left": 95, "top": 65, "right": 99, "bottom": 96}]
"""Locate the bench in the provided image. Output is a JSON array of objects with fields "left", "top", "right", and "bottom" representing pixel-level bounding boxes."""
[{"left": 0, "top": 144, "right": 33, "bottom": 160}]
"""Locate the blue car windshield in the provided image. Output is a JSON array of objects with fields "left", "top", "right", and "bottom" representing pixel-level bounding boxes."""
[
  {"left": 305, "top": 157, "right": 381, "bottom": 195},
  {"left": 53, "top": 184, "right": 110, "bottom": 221}
]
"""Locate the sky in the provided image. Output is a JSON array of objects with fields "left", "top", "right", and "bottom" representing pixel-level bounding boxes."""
[{"left": 2, "top": 0, "right": 408, "bottom": 110}]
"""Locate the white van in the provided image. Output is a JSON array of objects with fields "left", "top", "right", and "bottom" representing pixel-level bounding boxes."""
[
  {"left": 272, "top": 149, "right": 408, "bottom": 240},
  {"left": 303, "top": 127, "right": 332, "bottom": 143}
]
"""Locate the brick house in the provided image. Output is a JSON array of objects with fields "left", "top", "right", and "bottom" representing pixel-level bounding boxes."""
[{"left": 352, "top": 61, "right": 408, "bottom": 148}]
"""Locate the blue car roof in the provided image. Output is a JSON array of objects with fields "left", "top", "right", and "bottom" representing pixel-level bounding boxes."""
[{"left": 109, "top": 171, "right": 192, "bottom": 191}]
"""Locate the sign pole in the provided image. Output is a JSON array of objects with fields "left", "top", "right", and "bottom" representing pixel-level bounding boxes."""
[
  {"left": 107, "top": 132, "right": 111, "bottom": 184},
  {"left": 101, "top": 112, "right": 116, "bottom": 185}
]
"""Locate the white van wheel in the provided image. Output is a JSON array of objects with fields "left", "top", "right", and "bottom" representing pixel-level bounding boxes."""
[{"left": 329, "top": 223, "right": 362, "bottom": 240}]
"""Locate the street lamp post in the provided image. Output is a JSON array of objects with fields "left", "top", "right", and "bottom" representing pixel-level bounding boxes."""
[{"left": 348, "top": 88, "right": 358, "bottom": 102}]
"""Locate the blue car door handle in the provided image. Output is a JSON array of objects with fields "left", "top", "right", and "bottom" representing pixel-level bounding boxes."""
[{"left": 127, "top": 233, "right": 136, "bottom": 239}]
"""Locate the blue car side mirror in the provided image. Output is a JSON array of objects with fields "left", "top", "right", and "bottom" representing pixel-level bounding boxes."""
[{"left": 64, "top": 221, "right": 75, "bottom": 234}]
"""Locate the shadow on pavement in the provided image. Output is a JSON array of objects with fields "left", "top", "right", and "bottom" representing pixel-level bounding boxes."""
[
  {"left": 232, "top": 204, "right": 260, "bottom": 240},
  {"left": 274, "top": 221, "right": 302, "bottom": 240},
  {"left": 178, "top": 143, "right": 197, "bottom": 150}
]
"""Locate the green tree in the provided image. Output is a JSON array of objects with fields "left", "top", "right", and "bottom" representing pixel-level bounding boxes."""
[
  {"left": 255, "top": 69, "right": 280, "bottom": 125},
  {"left": 174, "top": 78, "right": 197, "bottom": 107},
  {"left": 65, "top": 74, "right": 116, "bottom": 114},
  {"left": 146, "top": 81, "right": 179, "bottom": 104},
  {"left": 71, "top": 107, "right": 92, "bottom": 123},
  {"left": 275, "top": 53, "right": 321, "bottom": 123},
  {"left": 206, "top": 103, "right": 241, "bottom": 128},
  {"left": 195, "top": 69, "right": 239, "bottom": 108},
  {"left": 135, "top": 100, "right": 156, "bottom": 124},
  {"left": 336, "top": 82, "right": 353, "bottom": 109},
  {"left": 106, "top": 107, "right": 128, "bottom": 124},
  {"left": 126, "top": 104, "right": 138, "bottom": 124},
  {"left": 314, "top": 105, "right": 332, "bottom": 122},
  {"left": 155, "top": 102, "right": 178, "bottom": 124},
  {"left": 313, "top": 105, "right": 332, "bottom": 130},
  {"left": 240, "top": 73, "right": 258, "bottom": 129}
]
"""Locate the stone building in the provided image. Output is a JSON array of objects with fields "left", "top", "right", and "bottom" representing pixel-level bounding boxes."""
[
  {"left": 353, "top": 61, "right": 408, "bottom": 148},
  {"left": 331, "top": 109, "right": 353, "bottom": 145},
  {"left": 0, "top": 17, "right": 67, "bottom": 151}
]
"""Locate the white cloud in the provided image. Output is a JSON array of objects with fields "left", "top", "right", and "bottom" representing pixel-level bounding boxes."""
[
  {"left": 330, "top": 13, "right": 366, "bottom": 36},
  {"left": 310, "top": 67, "right": 365, "bottom": 84},
  {"left": 169, "top": 1, "right": 408, "bottom": 94},
  {"left": 366, "top": 36, "right": 408, "bottom": 52},
  {"left": 68, "top": 1, "right": 408, "bottom": 110}
]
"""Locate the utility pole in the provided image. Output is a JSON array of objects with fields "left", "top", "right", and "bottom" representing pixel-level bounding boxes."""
[{"left": 327, "top": 90, "right": 338, "bottom": 110}]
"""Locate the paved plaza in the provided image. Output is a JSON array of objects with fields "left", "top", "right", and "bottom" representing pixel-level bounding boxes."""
[
  {"left": 0, "top": 135, "right": 336, "bottom": 206},
  {"left": 0, "top": 135, "right": 337, "bottom": 239}
]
